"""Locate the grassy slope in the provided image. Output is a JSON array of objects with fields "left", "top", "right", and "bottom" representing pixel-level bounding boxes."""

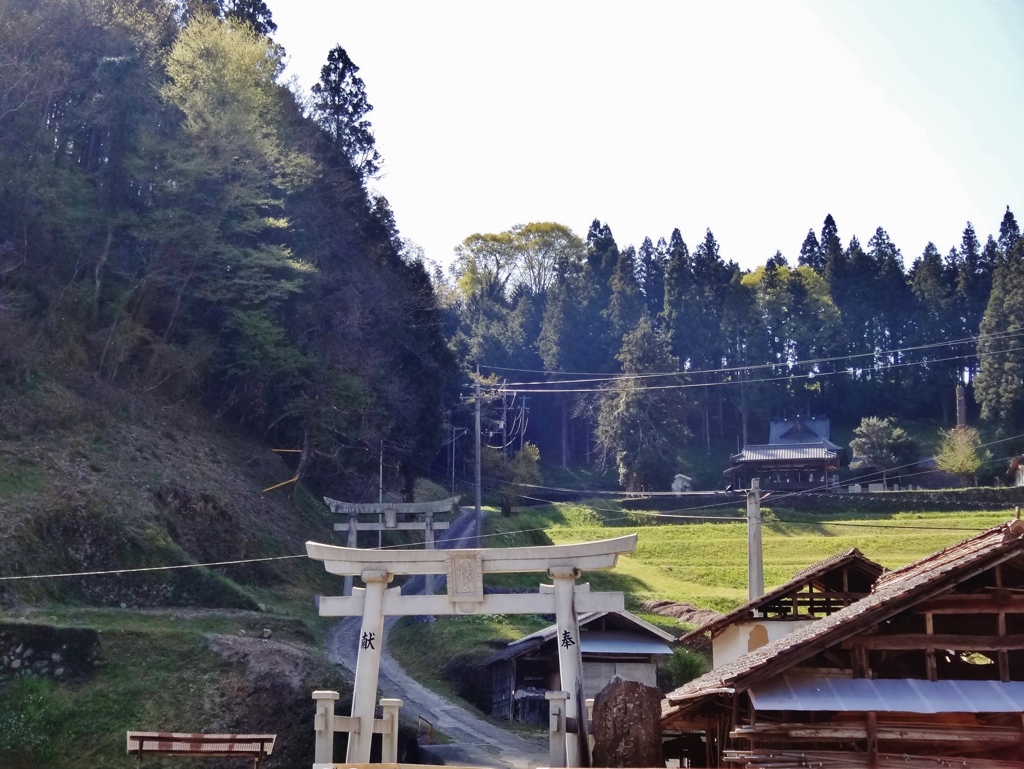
[{"left": 0, "top": 376, "right": 363, "bottom": 767}]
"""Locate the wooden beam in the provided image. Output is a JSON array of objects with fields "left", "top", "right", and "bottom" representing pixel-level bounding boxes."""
[
  {"left": 846, "top": 632, "right": 1024, "bottom": 651},
  {"left": 913, "top": 594, "right": 1024, "bottom": 614},
  {"left": 731, "top": 722, "right": 1024, "bottom": 744},
  {"left": 925, "top": 613, "right": 937, "bottom": 682},
  {"left": 866, "top": 712, "right": 878, "bottom": 769}
]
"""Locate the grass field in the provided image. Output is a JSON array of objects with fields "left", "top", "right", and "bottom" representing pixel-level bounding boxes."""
[
  {"left": 388, "top": 501, "right": 1017, "bottom": 701},
  {"left": 479, "top": 502, "right": 1014, "bottom": 612}
]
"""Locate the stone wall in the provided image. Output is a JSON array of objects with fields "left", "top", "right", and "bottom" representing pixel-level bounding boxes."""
[{"left": 0, "top": 622, "right": 100, "bottom": 680}]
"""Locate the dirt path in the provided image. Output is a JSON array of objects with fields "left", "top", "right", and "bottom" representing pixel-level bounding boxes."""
[{"left": 326, "top": 509, "right": 547, "bottom": 769}]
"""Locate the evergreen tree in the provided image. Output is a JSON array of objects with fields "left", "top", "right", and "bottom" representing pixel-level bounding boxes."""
[
  {"left": 637, "top": 236, "right": 667, "bottom": 321},
  {"left": 976, "top": 239, "right": 1024, "bottom": 425},
  {"left": 821, "top": 214, "right": 845, "bottom": 287},
  {"left": 606, "top": 246, "right": 644, "bottom": 344},
  {"left": 999, "top": 206, "right": 1021, "bottom": 254},
  {"left": 798, "top": 228, "right": 822, "bottom": 271},
  {"left": 595, "top": 314, "right": 689, "bottom": 490},
  {"left": 311, "top": 45, "right": 380, "bottom": 177}
]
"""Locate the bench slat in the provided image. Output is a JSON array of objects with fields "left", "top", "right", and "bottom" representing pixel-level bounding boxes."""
[{"left": 127, "top": 731, "right": 276, "bottom": 756}]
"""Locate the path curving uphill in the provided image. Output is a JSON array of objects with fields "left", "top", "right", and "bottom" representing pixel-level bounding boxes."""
[{"left": 326, "top": 508, "right": 546, "bottom": 769}]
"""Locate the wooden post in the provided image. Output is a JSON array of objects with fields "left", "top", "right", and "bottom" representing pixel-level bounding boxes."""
[
  {"left": 546, "top": 690, "right": 568, "bottom": 768},
  {"left": 379, "top": 698, "right": 403, "bottom": 763},
  {"left": 312, "top": 690, "right": 339, "bottom": 769},
  {"left": 925, "top": 612, "right": 937, "bottom": 682},
  {"left": 866, "top": 711, "right": 879, "bottom": 769},
  {"left": 347, "top": 571, "right": 392, "bottom": 763}
]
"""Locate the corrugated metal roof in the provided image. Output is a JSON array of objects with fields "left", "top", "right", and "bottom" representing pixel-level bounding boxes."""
[
  {"left": 732, "top": 444, "right": 837, "bottom": 462},
  {"left": 750, "top": 675, "right": 1024, "bottom": 713},
  {"left": 580, "top": 632, "right": 672, "bottom": 656}
]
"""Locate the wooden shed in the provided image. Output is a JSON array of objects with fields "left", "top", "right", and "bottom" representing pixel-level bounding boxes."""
[
  {"left": 680, "top": 548, "right": 883, "bottom": 668},
  {"left": 486, "top": 611, "right": 675, "bottom": 724},
  {"left": 662, "top": 520, "right": 1024, "bottom": 768}
]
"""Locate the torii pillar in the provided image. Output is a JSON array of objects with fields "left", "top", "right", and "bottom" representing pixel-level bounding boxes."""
[{"left": 306, "top": 534, "right": 637, "bottom": 766}]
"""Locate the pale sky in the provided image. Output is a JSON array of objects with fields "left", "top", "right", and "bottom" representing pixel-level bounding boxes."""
[{"left": 268, "top": 0, "right": 1024, "bottom": 271}]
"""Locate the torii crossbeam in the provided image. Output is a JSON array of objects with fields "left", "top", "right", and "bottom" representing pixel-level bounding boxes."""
[{"left": 306, "top": 534, "right": 637, "bottom": 767}]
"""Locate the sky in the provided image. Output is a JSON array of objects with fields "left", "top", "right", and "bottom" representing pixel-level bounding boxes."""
[{"left": 267, "top": 0, "right": 1024, "bottom": 272}]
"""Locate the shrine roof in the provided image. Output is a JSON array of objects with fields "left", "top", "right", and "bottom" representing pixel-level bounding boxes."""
[{"left": 728, "top": 444, "right": 838, "bottom": 463}]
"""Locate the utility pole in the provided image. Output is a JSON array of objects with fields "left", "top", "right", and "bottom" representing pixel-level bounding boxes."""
[
  {"left": 520, "top": 396, "right": 527, "bottom": 452},
  {"left": 502, "top": 390, "right": 508, "bottom": 457},
  {"left": 475, "top": 367, "right": 482, "bottom": 528},
  {"left": 378, "top": 439, "right": 383, "bottom": 550},
  {"left": 747, "top": 478, "right": 763, "bottom": 601}
]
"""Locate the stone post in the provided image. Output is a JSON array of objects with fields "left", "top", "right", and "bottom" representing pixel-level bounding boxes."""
[
  {"left": 380, "top": 697, "right": 403, "bottom": 763},
  {"left": 312, "top": 690, "right": 339, "bottom": 769},
  {"left": 546, "top": 690, "right": 569, "bottom": 768},
  {"left": 550, "top": 566, "right": 587, "bottom": 767},
  {"left": 347, "top": 570, "right": 392, "bottom": 763}
]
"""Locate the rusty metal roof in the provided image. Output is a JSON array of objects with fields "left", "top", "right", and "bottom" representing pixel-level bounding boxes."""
[{"left": 664, "top": 520, "right": 1024, "bottom": 716}]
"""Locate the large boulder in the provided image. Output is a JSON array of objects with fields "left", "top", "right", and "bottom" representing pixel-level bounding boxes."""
[{"left": 591, "top": 676, "right": 663, "bottom": 767}]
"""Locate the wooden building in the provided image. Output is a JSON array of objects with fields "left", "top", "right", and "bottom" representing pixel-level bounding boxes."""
[
  {"left": 486, "top": 611, "right": 674, "bottom": 724},
  {"left": 662, "top": 520, "right": 1024, "bottom": 768},
  {"left": 680, "top": 549, "right": 883, "bottom": 668},
  {"left": 724, "top": 416, "right": 843, "bottom": 492}
]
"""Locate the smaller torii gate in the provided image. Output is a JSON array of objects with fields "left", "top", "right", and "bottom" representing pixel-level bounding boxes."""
[
  {"left": 307, "top": 534, "right": 637, "bottom": 768},
  {"left": 324, "top": 496, "right": 459, "bottom": 596}
]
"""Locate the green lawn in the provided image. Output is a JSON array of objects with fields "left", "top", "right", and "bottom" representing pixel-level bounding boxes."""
[{"left": 389, "top": 503, "right": 1014, "bottom": 690}]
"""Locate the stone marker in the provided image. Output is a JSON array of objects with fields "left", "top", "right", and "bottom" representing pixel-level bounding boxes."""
[{"left": 591, "top": 676, "right": 663, "bottom": 768}]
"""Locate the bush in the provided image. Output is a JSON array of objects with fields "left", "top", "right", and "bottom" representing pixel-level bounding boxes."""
[{"left": 662, "top": 647, "right": 710, "bottom": 690}]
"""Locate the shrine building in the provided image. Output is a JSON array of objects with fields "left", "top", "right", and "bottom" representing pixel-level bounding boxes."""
[{"left": 724, "top": 416, "right": 844, "bottom": 492}]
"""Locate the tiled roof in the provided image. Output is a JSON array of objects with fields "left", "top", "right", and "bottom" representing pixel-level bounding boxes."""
[
  {"left": 678, "top": 549, "right": 883, "bottom": 644},
  {"left": 664, "top": 520, "right": 1024, "bottom": 715},
  {"left": 731, "top": 444, "right": 838, "bottom": 463}
]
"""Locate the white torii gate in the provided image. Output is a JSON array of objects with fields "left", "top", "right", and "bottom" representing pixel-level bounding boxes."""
[
  {"left": 324, "top": 496, "right": 459, "bottom": 596},
  {"left": 306, "top": 534, "right": 637, "bottom": 767}
]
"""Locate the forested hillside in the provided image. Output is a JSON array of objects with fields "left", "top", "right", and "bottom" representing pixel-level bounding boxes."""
[
  {"left": 438, "top": 213, "right": 1024, "bottom": 489},
  {"left": 0, "top": 0, "right": 456, "bottom": 499}
]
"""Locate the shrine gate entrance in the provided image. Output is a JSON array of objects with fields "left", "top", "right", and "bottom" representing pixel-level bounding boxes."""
[{"left": 306, "top": 534, "right": 637, "bottom": 767}]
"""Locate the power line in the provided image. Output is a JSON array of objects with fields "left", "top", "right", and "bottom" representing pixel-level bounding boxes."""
[
  {"left": 483, "top": 328, "right": 1024, "bottom": 384},
  {"left": 497, "top": 345, "right": 1024, "bottom": 395}
]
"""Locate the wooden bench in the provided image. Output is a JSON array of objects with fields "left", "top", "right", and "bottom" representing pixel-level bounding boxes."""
[{"left": 126, "top": 732, "right": 276, "bottom": 768}]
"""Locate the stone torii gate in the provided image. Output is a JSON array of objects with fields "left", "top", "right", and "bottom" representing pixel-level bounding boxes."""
[
  {"left": 324, "top": 496, "right": 459, "bottom": 596},
  {"left": 306, "top": 534, "right": 637, "bottom": 767}
]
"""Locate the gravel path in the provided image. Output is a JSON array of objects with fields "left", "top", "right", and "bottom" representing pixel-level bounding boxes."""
[{"left": 326, "top": 508, "right": 547, "bottom": 769}]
